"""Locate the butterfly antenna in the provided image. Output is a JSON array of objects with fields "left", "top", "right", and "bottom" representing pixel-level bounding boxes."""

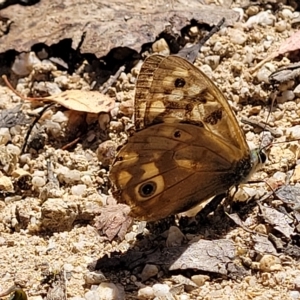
[{"left": 259, "top": 91, "right": 277, "bottom": 151}]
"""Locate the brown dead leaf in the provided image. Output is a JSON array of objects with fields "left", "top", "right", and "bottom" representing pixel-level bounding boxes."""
[
  {"left": 2, "top": 75, "right": 115, "bottom": 114},
  {"left": 94, "top": 204, "right": 132, "bottom": 241},
  {"left": 250, "top": 30, "right": 300, "bottom": 73}
]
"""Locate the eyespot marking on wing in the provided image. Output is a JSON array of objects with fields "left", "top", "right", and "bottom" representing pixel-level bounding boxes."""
[{"left": 174, "top": 78, "right": 186, "bottom": 88}]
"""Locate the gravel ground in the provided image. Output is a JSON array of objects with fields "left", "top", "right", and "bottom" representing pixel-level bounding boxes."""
[{"left": 1, "top": 1, "right": 300, "bottom": 299}]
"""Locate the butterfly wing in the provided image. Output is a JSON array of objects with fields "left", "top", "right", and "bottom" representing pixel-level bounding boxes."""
[
  {"left": 110, "top": 122, "right": 252, "bottom": 220},
  {"left": 135, "top": 55, "right": 249, "bottom": 157},
  {"left": 110, "top": 55, "right": 254, "bottom": 220}
]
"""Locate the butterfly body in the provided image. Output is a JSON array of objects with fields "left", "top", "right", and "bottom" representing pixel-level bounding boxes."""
[{"left": 110, "top": 55, "right": 264, "bottom": 221}]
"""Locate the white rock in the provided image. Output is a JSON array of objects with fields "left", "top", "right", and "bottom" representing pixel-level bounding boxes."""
[
  {"left": 0, "top": 175, "right": 14, "bottom": 192},
  {"left": 64, "top": 263, "right": 74, "bottom": 272},
  {"left": 199, "top": 65, "right": 213, "bottom": 78},
  {"left": 259, "top": 254, "right": 282, "bottom": 272},
  {"left": 277, "top": 90, "right": 295, "bottom": 103},
  {"left": 0, "top": 128, "right": 11, "bottom": 145},
  {"left": 275, "top": 20, "right": 287, "bottom": 32},
  {"left": 294, "top": 84, "right": 300, "bottom": 96},
  {"left": 6, "top": 143, "right": 20, "bottom": 156},
  {"left": 32, "top": 176, "right": 46, "bottom": 187},
  {"left": 137, "top": 286, "right": 155, "bottom": 299},
  {"left": 204, "top": 55, "right": 220, "bottom": 70},
  {"left": 52, "top": 111, "right": 68, "bottom": 123},
  {"left": 58, "top": 169, "right": 81, "bottom": 184},
  {"left": 256, "top": 63, "right": 276, "bottom": 83},
  {"left": 294, "top": 275, "right": 300, "bottom": 289},
  {"left": 84, "top": 270, "right": 107, "bottom": 285},
  {"left": 287, "top": 125, "right": 300, "bottom": 140},
  {"left": 281, "top": 8, "right": 294, "bottom": 19},
  {"left": 290, "top": 291, "right": 300, "bottom": 300},
  {"left": 12, "top": 52, "right": 41, "bottom": 76},
  {"left": 245, "top": 11, "right": 276, "bottom": 28},
  {"left": 179, "top": 295, "right": 190, "bottom": 300},
  {"left": 96, "top": 282, "right": 125, "bottom": 300},
  {"left": 152, "top": 283, "right": 170, "bottom": 297},
  {"left": 272, "top": 171, "right": 286, "bottom": 182},
  {"left": 71, "top": 184, "right": 87, "bottom": 196},
  {"left": 228, "top": 28, "right": 247, "bottom": 45},
  {"left": 140, "top": 264, "right": 159, "bottom": 281},
  {"left": 191, "top": 274, "right": 210, "bottom": 286},
  {"left": 85, "top": 290, "right": 100, "bottom": 300},
  {"left": 81, "top": 175, "right": 93, "bottom": 186}
]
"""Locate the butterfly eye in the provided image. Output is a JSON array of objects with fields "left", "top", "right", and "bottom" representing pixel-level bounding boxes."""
[{"left": 139, "top": 181, "right": 157, "bottom": 198}]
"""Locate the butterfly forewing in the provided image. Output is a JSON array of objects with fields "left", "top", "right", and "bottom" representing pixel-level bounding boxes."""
[{"left": 135, "top": 55, "right": 249, "bottom": 156}]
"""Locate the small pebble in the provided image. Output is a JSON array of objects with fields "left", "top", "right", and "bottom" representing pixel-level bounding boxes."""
[
  {"left": 119, "top": 99, "right": 134, "bottom": 117},
  {"left": 97, "top": 140, "right": 118, "bottom": 168},
  {"left": 84, "top": 271, "right": 107, "bottom": 285},
  {"left": 140, "top": 264, "right": 159, "bottom": 281},
  {"left": 287, "top": 125, "right": 300, "bottom": 140},
  {"left": 277, "top": 90, "right": 295, "bottom": 103},
  {"left": 290, "top": 291, "right": 300, "bottom": 300},
  {"left": 137, "top": 286, "right": 154, "bottom": 299},
  {"left": 95, "top": 282, "right": 125, "bottom": 300},
  {"left": 71, "top": 184, "right": 86, "bottom": 196},
  {"left": 228, "top": 28, "right": 247, "bottom": 45},
  {"left": 259, "top": 254, "right": 282, "bottom": 272},
  {"left": 98, "top": 113, "right": 111, "bottom": 131},
  {"left": 191, "top": 275, "right": 210, "bottom": 287},
  {"left": 152, "top": 283, "right": 170, "bottom": 297},
  {"left": 11, "top": 51, "right": 41, "bottom": 76},
  {"left": 52, "top": 111, "right": 68, "bottom": 123},
  {"left": 256, "top": 63, "right": 276, "bottom": 83},
  {"left": 166, "top": 226, "right": 185, "bottom": 247},
  {"left": 110, "top": 121, "right": 124, "bottom": 133},
  {"left": 275, "top": 20, "right": 287, "bottom": 32},
  {"left": 245, "top": 5, "right": 259, "bottom": 16},
  {"left": 81, "top": 175, "right": 93, "bottom": 186},
  {"left": 32, "top": 176, "right": 46, "bottom": 187},
  {"left": 245, "top": 11, "right": 276, "bottom": 28},
  {"left": 204, "top": 55, "right": 220, "bottom": 70},
  {"left": 0, "top": 128, "right": 11, "bottom": 145},
  {"left": 281, "top": 8, "right": 294, "bottom": 19},
  {"left": 0, "top": 175, "right": 14, "bottom": 192},
  {"left": 294, "top": 84, "right": 300, "bottom": 96},
  {"left": 152, "top": 38, "right": 170, "bottom": 56},
  {"left": 84, "top": 290, "right": 99, "bottom": 300}
]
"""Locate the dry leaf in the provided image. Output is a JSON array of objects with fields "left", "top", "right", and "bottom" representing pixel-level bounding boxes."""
[
  {"left": 250, "top": 30, "right": 300, "bottom": 73},
  {"left": 40, "top": 90, "right": 115, "bottom": 114},
  {"left": 2, "top": 75, "right": 115, "bottom": 114}
]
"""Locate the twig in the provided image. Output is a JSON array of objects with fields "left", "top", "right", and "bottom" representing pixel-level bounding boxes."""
[
  {"left": 21, "top": 103, "right": 54, "bottom": 154},
  {"left": 100, "top": 65, "right": 126, "bottom": 94},
  {"left": 61, "top": 137, "right": 80, "bottom": 150},
  {"left": 178, "top": 17, "right": 225, "bottom": 63},
  {"left": 241, "top": 117, "right": 281, "bottom": 137}
]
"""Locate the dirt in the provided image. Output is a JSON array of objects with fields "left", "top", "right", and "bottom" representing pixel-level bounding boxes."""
[{"left": 1, "top": 0, "right": 300, "bottom": 299}]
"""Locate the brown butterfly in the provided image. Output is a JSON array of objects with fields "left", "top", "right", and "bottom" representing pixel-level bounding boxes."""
[{"left": 109, "top": 55, "right": 266, "bottom": 221}]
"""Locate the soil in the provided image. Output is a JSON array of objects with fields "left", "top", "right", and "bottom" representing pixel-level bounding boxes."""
[{"left": 1, "top": 0, "right": 300, "bottom": 299}]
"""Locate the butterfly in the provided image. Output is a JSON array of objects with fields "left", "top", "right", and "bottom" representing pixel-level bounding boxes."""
[{"left": 109, "top": 55, "right": 266, "bottom": 221}]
